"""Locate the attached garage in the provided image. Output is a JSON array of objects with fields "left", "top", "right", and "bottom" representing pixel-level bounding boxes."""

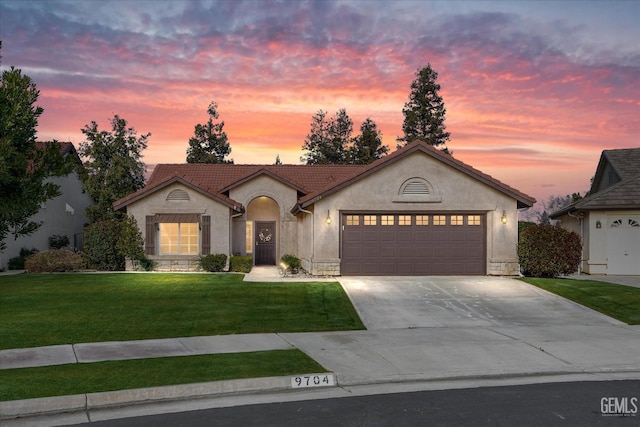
[{"left": 341, "top": 213, "right": 486, "bottom": 275}]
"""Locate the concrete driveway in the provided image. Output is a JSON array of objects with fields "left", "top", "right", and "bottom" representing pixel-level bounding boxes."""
[
  {"left": 282, "top": 276, "right": 640, "bottom": 385},
  {"left": 337, "top": 276, "right": 621, "bottom": 330}
]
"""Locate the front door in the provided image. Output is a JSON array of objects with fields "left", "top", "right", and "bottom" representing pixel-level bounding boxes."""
[{"left": 255, "top": 221, "right": 276, "bottom": 265}]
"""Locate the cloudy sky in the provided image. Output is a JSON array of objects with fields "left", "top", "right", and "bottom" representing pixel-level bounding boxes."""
[{"left": 1, "top": 0, "right": 639, "bottom": 206}]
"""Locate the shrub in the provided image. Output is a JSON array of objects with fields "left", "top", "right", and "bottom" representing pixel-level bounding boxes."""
[
  {"left": 116, "top": 215, "right": 145, "bottom": 262},
  {"left": 25, "top": 249, "right": 84, "bottom": 273},
  {"left": 138, "top": 256, "right": 156, "bottom": 271},
  {"left": 84, "top": 220, "right": 125, "bottom": 271},
  {"left": 518, "top": 224, "right": 582, "bottom": 278},
  {"left": 280, "top": 254, "right": 302, "bottom": 274},
  {"left": 199, "top": 253, "right": 228, "bottom": 272},
  {"left": 48, "top": 234, "right": 70, "bottom": 249},
  {"left": 229, "top": 256, "right": 253, "bottom": 273},
  {"left": 8, "top": 248, "right": 38, "bottom": 270}
]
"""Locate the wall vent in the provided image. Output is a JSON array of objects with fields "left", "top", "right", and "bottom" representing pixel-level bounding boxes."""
[
  {"left": 402, "top": 180, "right": 430, "bottom": 195},
  {"left": 167, "top": 189, "right": 190, "bottom": 201}
]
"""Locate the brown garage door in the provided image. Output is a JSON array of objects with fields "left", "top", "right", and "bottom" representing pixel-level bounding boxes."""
[{"left": 341, "top": 213, "right": 486, "bottom": 275}]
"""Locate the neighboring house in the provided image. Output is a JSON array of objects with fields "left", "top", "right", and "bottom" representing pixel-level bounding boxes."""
[
  {"left": 550, "top": 148, "right": 640, "bottom": 276},
  {"left": 0, "top": 142, "right": 93, "bottom": 270},
  {"left": 114, "top": 141, "right": 535, "bottom": 275}
]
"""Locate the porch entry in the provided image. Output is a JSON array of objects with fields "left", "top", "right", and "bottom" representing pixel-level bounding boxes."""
[{"left": 255, "top": 221, "right": 276, "bottom": 265}]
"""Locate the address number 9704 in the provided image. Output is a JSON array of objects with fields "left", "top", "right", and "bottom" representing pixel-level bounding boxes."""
[{"left": 291, "top": 374, "right": 335, "bottom": 388}]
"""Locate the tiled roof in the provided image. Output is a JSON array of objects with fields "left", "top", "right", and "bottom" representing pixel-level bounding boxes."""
[
  {"left": 297, "top": 141, "right": 536, "bottom": 209},
  {"left": 114, "top": 140, "right": 536, "bottom": 211}
]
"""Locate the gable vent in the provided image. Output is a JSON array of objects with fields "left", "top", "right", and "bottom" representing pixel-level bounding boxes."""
[
  {"left": 402, "top": 180, "right": 430, "bottom": 195},
  {"left": 167, "top": 189, "right": 190, "bottom": 201}
]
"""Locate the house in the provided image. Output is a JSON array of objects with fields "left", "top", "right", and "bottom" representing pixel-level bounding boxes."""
[
  {"left": 550, "top": 148, "right": 640, "bottom": 276},
  {"left": 114, "top": 141, "right": 535, "bottom": 275},
  {"left": 0, "top": 142, "right": 94, "bottom": 270}
]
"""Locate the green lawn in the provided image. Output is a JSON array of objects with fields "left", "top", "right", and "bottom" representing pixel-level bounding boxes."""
[
  {"left": 519, "top": 278, "right": 640, "bottom": 325},
  {"left": 0, "top": 273, "right": 364, "bottom": 350},
  {"left": 0, "top": 349, "right": 325, "bottom": 402}
]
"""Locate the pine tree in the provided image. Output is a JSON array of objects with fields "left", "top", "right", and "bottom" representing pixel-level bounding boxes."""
[{"left": 398, "top": 64, "right": 451, "bottom": 152}]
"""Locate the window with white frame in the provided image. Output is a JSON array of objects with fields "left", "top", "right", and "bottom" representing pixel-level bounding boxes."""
[{"left": 159, "top": 223, "right": 199, "bottom": 255}]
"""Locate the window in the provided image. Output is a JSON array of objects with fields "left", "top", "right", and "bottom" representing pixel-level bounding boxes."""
[
  {"left": 346, "top": 215, "right": 360, "bottom": 226},
  {"left": 611, "top": 219, "right": 640, "bottom": 228},
  {"left": 398, "top": 215, "right": 412, "bottom": 226},
  {"left": 381, "top": 215, "right": 394, "bottom": 226},
  {"left": 160, "top": 223, "right": 198, "bottom": 255},
  {"left": 468, "top": 215, "right": 481, "bottom": 226},
  {"left": 246, "top": 221, "right": 253, "bottom": 253},
  {"left": 364, "top": 215, "right": 377, "bottom": 226},
  {"left": 415, "top": 215, "right": 429, "bottom": 225},
  {"left": 433, "top": 215, "right": 446, "bottom": 226},
  {"left": 451, "top": 215, "right": 464, "bottom": 225}
]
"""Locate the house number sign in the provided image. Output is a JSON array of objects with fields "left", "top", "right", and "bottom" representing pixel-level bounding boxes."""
[{"left": 291, "top": 374, "right": 335, "bottom": 388}]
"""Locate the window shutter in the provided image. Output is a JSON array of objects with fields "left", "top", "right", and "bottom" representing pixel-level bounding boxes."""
[
  {"left": 145, "top": 215, "right": 156, "bottom": 255},
  {"left": 201, "top": 215, "right": 211, "bottom": 255}
]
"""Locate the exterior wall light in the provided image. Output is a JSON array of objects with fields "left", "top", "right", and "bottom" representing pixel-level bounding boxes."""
[
  {"left": 596, "top": 220, "right": 602, "bottom": 229},
  {"left": 326, "top": 210, "right": 332, "bottom": 224},
  {"left": 501, "top": 210, "right": 508, "bottom": 225}
]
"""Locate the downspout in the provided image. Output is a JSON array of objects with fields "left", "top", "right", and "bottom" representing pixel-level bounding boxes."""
[{"left": 567, "top": 211, "right": 584, "bottom": 274}]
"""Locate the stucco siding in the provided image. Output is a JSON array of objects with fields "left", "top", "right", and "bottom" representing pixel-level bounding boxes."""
[
  {"left": 125, "top": 182, "right": 230, "bottom": 264},
  {"left": 301, "top": 152, "right": 520, "bottom": 275},
  {"left": 229, "top": 175, "right": 299, "bottom": 263},
  {"left": 1, "top": 172, "right": 93, "bottom": 270}
]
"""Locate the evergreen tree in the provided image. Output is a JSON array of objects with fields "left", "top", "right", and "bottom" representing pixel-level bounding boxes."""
[
  {"left": 399, "top": 64, "right": 450, "bottom": 152},
  {"left": 0, "top": 59, "right": 68, "bottom": 250},
  {"left": 301, "top": 109, "right": 353, "bottom": 164},
  {"left": 347, "top": 118, "right": 389, "bottom": 164},
  {"left": 186, "top": 101, "right": 233, "bottom": 164}
]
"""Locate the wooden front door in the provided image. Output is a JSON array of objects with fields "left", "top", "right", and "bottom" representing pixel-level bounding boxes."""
[{"left": 255, "top": 221, "right": 276, "bottom": 265}]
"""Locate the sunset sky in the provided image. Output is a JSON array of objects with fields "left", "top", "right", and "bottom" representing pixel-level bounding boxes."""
[{"left": 1, "top": 0, "right": 639, "bottom": 208}]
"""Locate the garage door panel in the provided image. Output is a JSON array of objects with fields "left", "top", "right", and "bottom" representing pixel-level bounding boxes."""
[{"left": 342, "top": 213, "right": 485, "bottom": 276}]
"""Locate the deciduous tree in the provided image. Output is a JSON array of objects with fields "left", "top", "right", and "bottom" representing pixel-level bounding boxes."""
[{"left": 79, "top": 115, "right": 149, "bottom": 222}]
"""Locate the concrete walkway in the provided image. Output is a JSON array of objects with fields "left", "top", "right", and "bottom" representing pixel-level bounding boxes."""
[{"left": 2, "top": 270, "right": 640, "bottom": 425}]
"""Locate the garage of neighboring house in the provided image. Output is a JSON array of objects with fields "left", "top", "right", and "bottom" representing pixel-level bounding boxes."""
[{"left": 341, "top": 212, "right": 486, "bottom": 275}]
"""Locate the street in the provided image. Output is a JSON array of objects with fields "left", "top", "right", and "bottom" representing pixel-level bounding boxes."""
[{"left": 81, "top": 380, "right": 638, "bottom": 426}]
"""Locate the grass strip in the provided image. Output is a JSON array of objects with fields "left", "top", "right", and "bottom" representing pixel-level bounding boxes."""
[
  {"left": 0, "top": 273, "right": 364, "bottom": 349},
  {"left": 0, "top": 349, "right": 326, "bottom": 402},
  {"left": 519, "top": 278, "right": 640, "bottom": 325}
]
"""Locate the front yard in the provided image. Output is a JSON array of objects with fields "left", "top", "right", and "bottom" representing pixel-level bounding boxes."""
[
  {"left": 0, "top": 273, "right": 364, "bottom": 350},
  {"left": 519, "top": 277, "right": 640, "bottom": 325},
  {"left": 0, "top": 273, "right": 363, "bottom": 402}
]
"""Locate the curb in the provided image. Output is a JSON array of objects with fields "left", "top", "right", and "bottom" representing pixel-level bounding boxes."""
[
  {"left": 1, "top": 374, "right": 329, "bottom": 420},
  {"left": 5, "top": 368, "right": 640, "bottom": 421}
]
